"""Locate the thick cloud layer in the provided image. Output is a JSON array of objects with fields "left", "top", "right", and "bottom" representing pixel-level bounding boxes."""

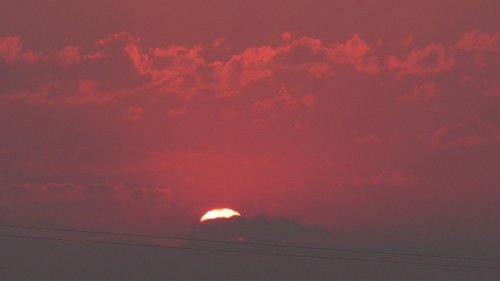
[{"left": 1, "top": 29, "right": 499, "bottom": 238}]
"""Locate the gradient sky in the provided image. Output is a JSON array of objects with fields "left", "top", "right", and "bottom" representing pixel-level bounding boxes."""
[{"left": 1, "top": 1, "right": 499, "bottom": 280}]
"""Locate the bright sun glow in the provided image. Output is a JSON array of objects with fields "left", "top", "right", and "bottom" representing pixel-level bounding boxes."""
[{"left": 200, "top": 208, "right": 241, "bottom": 222}]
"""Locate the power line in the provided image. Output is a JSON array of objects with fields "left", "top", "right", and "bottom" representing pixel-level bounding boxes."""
[
  {"left": 0, "top": 223, "right": 498, "bottom": 262},
  {"left": 1, "top": 233, "right": 499, "bottom": 271}
]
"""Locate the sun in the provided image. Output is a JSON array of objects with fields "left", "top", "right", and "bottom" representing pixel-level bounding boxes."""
[{"left": 200, "top": 208, "right": 241, "bottom": 222}]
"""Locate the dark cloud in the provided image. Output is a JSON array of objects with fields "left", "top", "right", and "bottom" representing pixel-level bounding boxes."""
[
  {"left": 0, "top": 180, "right": 182, "bottom": 232},
  {"left": 421, "top": 118, "right": 500, "bottom": 148},
  {"left": 188, "top": 215, "right": 330, "bottom": 245}
]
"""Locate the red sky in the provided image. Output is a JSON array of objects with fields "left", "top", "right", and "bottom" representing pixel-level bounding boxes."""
[{"left": 1, "top": 1, "right": 499, "bottom": 276}]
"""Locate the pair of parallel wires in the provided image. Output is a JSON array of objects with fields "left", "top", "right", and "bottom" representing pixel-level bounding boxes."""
[{"left": 0, "top": 223, "right": 499, "bottom": 270}]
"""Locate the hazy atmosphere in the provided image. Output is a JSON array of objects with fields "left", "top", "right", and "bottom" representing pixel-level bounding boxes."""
[{"left": 1, "top": 1, "right": 499, "bottom": 280}]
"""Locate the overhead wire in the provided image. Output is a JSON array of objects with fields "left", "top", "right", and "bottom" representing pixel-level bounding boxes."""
[
  {"left": 0, "top": 223, "right": 498, "bottom": 262},
  {"left": 1, "top": 233, "right": 499, "bottom": 271}
]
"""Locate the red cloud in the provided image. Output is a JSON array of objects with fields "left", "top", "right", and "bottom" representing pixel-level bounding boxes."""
[
  {"left": 484, "top": 82, "right": 500, "bottom": 97},
  {"left": 398, "top": 83, "right": 438, "bottom": 103},
  {"left": 455, "top": 30, "right": 500, "bottom": 52},
  {"left": 20, "top": 50, "right": 43, "bottom": 64},
  {"left": 1, "top": 31, "right": 492, "bottom": 113},
  {"left": 210, "top": 46, "right": 276, "bottom": 97},
  {"left": 327, "top": 34, "right": 380, "bottom": 73},
  {"left": 388, "top": 44, "right": 454, "bottom": 76},
  {"left": 210, "top": 34, "right": 375, "bottom": 98},
  {"left": 305, "top": 63, "right": 332, "bottom": 78},
  {"left": 255, "top": 84, "right": 314, "bottom": 111},
  {"left": 8, "top": 80, "right": 116, "bottom": 106},
  {"left": 84, "top": 51, "right": 106, "bottom": 61},
  {"left": 270, "top": 36, "right": 333, "bottom": 78},
  {"left": 54, "top": 46, "right": 82, "bottom": 66},
  {"left": 166, "top": 107, "right": 187, "bottom": 118},
  {"left": 356, "top": 133, "right": 400, "bottom": 143},
  {"left": 421, "top": 118, "right": 500, "bottom": 148},
  {"left": 152, "top": 45, "right": 203, "bottom": 63},
  {"left": 127, "top": 106, "right": 144, "bottom": 121},
  {"left": 281, "top": 32, "right": 292, "bottom": 41},
  {"left": 0, "top": 33, "right": 381, "bottom": 109},
  {"left": 400, "top": 35, "right": 414, "bottom": 47},
  {"left": 0, "top": 181, "right": 175, "bottom": 227},
  {"left": 337, "top": 170, "right": 417, "bottom": 188},
  {"left": 124, "top": 44, "right": 152, "bottom": 76},
  {"left": 365, "top": 170, "right": 417, "bottom": 186},
  {"left": 301, "top": 94, "right": 315, "bottom": 107},
  {"left": 211, "top": 37, "right": 225, "bottom": 48},
  {"left": 328, "top": 34, "right": 370, "bottom": 63},
  {"left": 94, "top": 31, "right": 138, "bottom": 47},
  {"left": 122, "top": 43, "right": 206, "bottom": 99},
  {"left": 274, "top": 36, "right": 324, "bottom": 62},
  {"left": 0, "top": 36, "right": 23, "bottom": 64}
]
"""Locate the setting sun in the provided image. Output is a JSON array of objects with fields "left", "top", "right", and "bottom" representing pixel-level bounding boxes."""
[{"left": 200, "top": 208, "right": 241, "bottom": 222}]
